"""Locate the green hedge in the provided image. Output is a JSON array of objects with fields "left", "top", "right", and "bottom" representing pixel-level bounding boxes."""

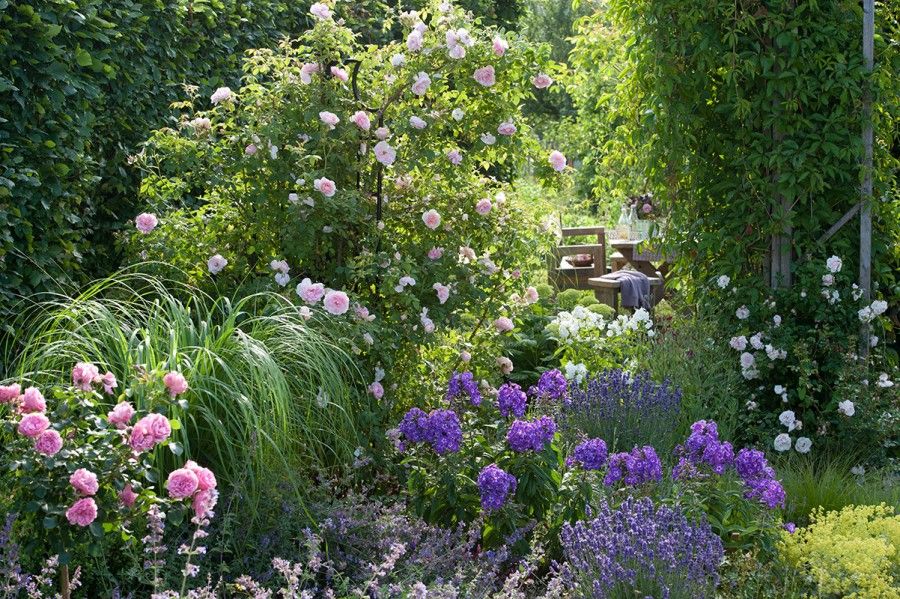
[{"left": 0, "top": 0, "right": 319, "bottom": 320}]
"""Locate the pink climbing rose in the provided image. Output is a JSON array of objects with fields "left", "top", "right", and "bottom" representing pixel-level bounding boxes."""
[
  {"left": 100, "top": 371, "right": 117, "bottom": 394},
  {"left": 166, "top": 468, "right": 199, "bottom": 499},
  {"left": 411, "top": 72, "right": 431, "bottom": 96},
  {"left": 351, "top": 111, "right": 371, "bottom": 130},
  {"left": 433, "top": 283, "right": 450, "bottom": 304},
  {"left": 135, "top": 213, "right": 158, "bottom": 234},
  {"left": 494, "top": 317, "right": 514, "bottom": 333},
  {"left": 20, "top": 387, "right": 46, "bottom": 413},
  {"left": 209, "top": 87, "right": 232, "bottom": 104},
  {"left": 422, "top": 209, "right": 441, "bottom": 230},
  {"left": 107, "top": 401, "right": 135, "bottom": 429},
  {"left": 120, "top": 484, "right": 138, "bottom": 508},
  {"left": 493, "top": 37, "right": 508, "bottom": 56},
  {"left": 185, "top": 460, "right": 217, "bottom": 491},
  {"left": 69, "top": 468, "right": 99, "bottom": 496},
  {"left": 446, "top": 150, "right": 462, "bottom": 165},
  {"left": 0, "top": 383, "right": 20, "bottom": 403},
  {"left": 473, "top": 66, "right": 496, "bottom": 87},
  {"left": 192, "top": 488, "right": 218, "bottom": 518},
  {"left": 35, "top": 430, "right": 63, "bottom": 455},
  {"left": 207, "top": 254, "right": 228, "bottom": 274},
  {"left": 163, "top": 371, "right": 188, "bottom": 397},
  {"left": 532, "top": 73, "right": 553, "bottom": 89},
  {"left": 549, "top": 150, "right": 567, "bottom": 172},
  {"left": 296, "top": 278, "right": 326, "bottom": 304},
  {"left": 18, "top": 413, "right": 49, "bottom": 438},
  {"left": 314, "top": 177, "right": 337, "bottom": 197},
  {"left": 497, "top": 121, "right": 517, "bottom": 136},
  {"left": 309, "top": 2, "right": 332, "bottom": 19},
  {"left": 319, "top": 111, "right": 340, "bottom": 130},
  {"left": 323, "top": 290, "right": 350, "bottom": 315},
  {"left": 428, "top": 247, "right": 444, "bottom": 260},
  {"left": 330, "top": 66, "right": 349, "bottom": 82},
  {"left": 374, "top": 141, "right": 397, "bottom": 166},
  {"left": 72, "top": 362, "right": 100, "bottom": 391},
  {"left": 129, "top": 413, "right": 170, "bottom": 452},
  {"left": 65, "top": 498, "right": 98, "bottom": 527},
  {"left": 475, "top": 199, "right": 492, "bottom": 215}
]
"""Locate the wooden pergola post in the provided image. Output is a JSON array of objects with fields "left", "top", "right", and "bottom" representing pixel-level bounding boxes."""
[{"left": 860, "top": 0, "right": 874, "bottom": 354}]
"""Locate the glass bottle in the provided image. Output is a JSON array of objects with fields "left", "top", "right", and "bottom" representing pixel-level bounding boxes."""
[{"left": 616, "top": 205, "right": 631, "bottom": 239}]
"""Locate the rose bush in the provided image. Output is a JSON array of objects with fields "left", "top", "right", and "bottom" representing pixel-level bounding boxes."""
[
  {"left": 0, "top": 362, "right": 216, "bottom": 592},
  {"left": 127, "top": 0, "right": 561, "bottom": 404}
]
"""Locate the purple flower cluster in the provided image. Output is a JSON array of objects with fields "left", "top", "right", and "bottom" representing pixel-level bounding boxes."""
[
  {"left": 506, "top": 416, "right": 556, "bottom": 452},
  {"left": 397, "top": 408, "right": 462, "bottom": 454},
  {"left": 559, "top": 497, "right": 723, "bottom": 598},
  {"left": 674, "top": 419, "right": 735, "bottom": 477},
  {"left": 477, "top": 464, "right": 517, "bottom": 512},
  {"left": 529, "top": 369, "right": 567, "bottom": 401},
  {"left": 496, "top": 382, "right": 527, "bottom": 418},
  {"left": 603, "top": 446, "right": 662, "bottom": 487},
  {"left": 566, "top": 438, "right": 608, "bottom": 471},
  {"left": 735, "top": 448, "right": 785, "bottom": 509},
  {"left": 446, "top": 371, "right": 482, "bottom": 406}
]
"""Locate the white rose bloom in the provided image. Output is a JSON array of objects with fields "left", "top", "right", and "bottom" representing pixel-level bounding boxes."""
[
  {"left": 736, "top": 306, "right": 750, "bottom": 320},
  {"left": 877, "top": 373, "right": 894, "bottom": 388},
  {"left": 850, "top": 465, "right": 866, "bottom": 476},
  {"left": 795, "top": 437, "right": 812, "bottom": 454},
  {"left": 826, "top": 255, "right": 843, "bottom": 273},
  {"left": 779, "top": 410, "right": 797, "bottom": 431},
  {"left": 729, "top": 336, "right": 747, "bottom": 351},
  {"left": 871, "top": 300, "right": 888, "bottom": 315},
  {"left": 774, "top": 434, "right": 792, "bottom": 452},
  {"left": 837, "top": 400, "right": 855, "bottom": 417},
  {"left": 717, "top": 275, "right": 730, "bottom": 289}
]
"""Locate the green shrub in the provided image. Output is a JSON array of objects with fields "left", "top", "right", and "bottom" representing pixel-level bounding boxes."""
[{"left": 6, "top": 270, "right": 360, "bottom": 510}]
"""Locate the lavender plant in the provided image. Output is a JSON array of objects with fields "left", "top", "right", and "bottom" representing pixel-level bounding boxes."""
[
  {"left": 562, "top": 370, "right": 682, "bottom": 456},
  {"left": 558, "top": 496, "right": 724, "bottom": 598}
]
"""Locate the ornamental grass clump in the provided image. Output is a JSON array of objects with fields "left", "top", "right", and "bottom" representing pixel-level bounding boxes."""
[
  {"left": 563, "top": 370, "right": 682, "bottom": 456},
  {"left": 558, "top": 497, "right": 724, "bottom": 598},
  {"left": 779, "top": 503, "right": 900, "bottom": 599}
]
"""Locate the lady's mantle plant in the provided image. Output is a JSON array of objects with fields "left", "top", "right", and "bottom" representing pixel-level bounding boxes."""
[
  {"left": 0, "top": 363, "right": 216, "bottom": 596},
  {"left": 129, "top": 0, "right": 562, "bottom": 398}
]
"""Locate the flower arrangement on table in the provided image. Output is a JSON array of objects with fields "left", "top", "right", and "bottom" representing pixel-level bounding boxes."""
[{"left": 628, "top": 192, "right": 656, "bottom": 220}]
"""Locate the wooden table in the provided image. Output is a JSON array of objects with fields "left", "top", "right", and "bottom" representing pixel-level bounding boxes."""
[{"left": 609, "top": 239, "right": 674, "bottom": 278}]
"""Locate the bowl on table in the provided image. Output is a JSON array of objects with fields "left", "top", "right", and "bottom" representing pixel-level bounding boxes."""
[{"left": 568, "top": 253, "right": 594, "bottom": 268}]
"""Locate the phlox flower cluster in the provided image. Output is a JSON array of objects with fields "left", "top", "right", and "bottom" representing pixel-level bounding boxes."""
[
  {"left": 506, "top": 416, "right": 556, "bottom": 452},
  {"left": 477, "top": 464, "right": 516, "bottom": 512},
  {"left": 446, "top": 371, "right": 482, "bottom": 406},
  {"left": 673, "top": 420, "right": 734, "bottom": 477},
  {"left": 496, "top": 382, "right": 526, "bottom": 418},
  {"left": 565, "top": 438, "right": 608, "bottom": 471},
  {"left": 735, "top": 448, "right": 785, "bottom": 509},
  {"left": 603, "top": 446, "right": 662, "bottom": 487},
  {"left": 528, "top": 368, "right": 567, "bottom": 401},
  {"left": 396, "top": 408, "right": 462, "bottom": 455}
]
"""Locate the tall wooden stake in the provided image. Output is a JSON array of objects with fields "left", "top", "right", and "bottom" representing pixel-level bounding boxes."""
[{"left": 860, "top": 0, "right": 874, "bottom": 354}]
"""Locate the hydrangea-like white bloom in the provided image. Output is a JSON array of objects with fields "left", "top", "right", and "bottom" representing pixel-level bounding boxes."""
[{"left": 564, "top": 362, "right": 588, "bottom": 384}]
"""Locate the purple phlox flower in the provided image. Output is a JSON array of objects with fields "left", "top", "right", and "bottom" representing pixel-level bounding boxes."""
[
  {"left": 566, "top": 438, "right": 608, "bottom": 471},
  {"left": 529, "top": 369, "right": 567, "bottom": 401},
  {"left": 506, "top": 416, "right": 556, "bottom": 452},
  {"left": 735, "top": 447, "right": 785, "bottom": 509},
  {"left": 673, "top": 419, "right": 734, "bottom": 477},
  {"left": 396, "top": 407, "right": 462, "bottom": 454},
  {"left": 447, "top": 371, "right": 482, "bottom": 405},
  {"left": 497, "top": 382, "right": 527, "bottom": 418},
  {"left": 604, "top": 446, "right": 662, "bottom": 487},
  {"left": 477, "top": 464, "right": 517, "bottom": 512}
]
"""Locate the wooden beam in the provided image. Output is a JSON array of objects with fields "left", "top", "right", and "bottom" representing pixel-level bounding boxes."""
[
  {"left": 819, "top": 202, "right": 861, "bottom": 244},
  {"left": 860, "top": 0, "right": 874, "bottom": 354}
]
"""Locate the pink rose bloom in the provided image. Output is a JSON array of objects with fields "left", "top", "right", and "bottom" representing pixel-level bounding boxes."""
[
  {"left": 375, "top": 127, "right": 390, "bottom": 140},
  {"left": 18, "top": 413, "right": 50, "bottom": 438},
  {"left": 34, "top": 430, "right": 63, "bottom": 455},
  {"left": 497, "top": 121, "right": 517, "bottom": 136},
  {"left": 475, "top": 199, "right": 492, "bottom": 215},
  {"left": 120, "top": 484, "right": 138, "bottom": 508},
  {"left": 422, "top": 209, "right": 441, "bottom": 230},
  {"left": 209, "top": 87, "right": 232, "bottom": 104},
  {"left": 65, "top": 498, "right": 97, "bottom": 527},
  {"left": 409, "top": 116, "right": 427, "bottom": 129},
  {"left": 20, "top": 387, "right": 46, "bottom": 413},
  {"left": 185, "top": 460, "right": 217, "bottom": 491},
  {"left": 460, "top": 351, "right": 472, "bottom": 363},
  {"left": 69, "top": 468, "right": 99, "bottom": 496},
  {"left": 428, "top": 247, "right": 444, "bottom": 260},
  {"left": 309, "top": 2, "right": 332, "bottom": 19},
  {"left": 100, "top": 371, "right": 117, "bottom": 394},
  {"left": 493, "top": 37, "right": 509, "bottom": 56},
  {"left": 296, "top": 278, "right": 326, "bottom": 304},
  {"left": 146, "top": 413, "right": 171, "bottom": 442},
  {"left": 323, "top": 290, "right": 350, "bottom": 315},
  {"left": 525, "top": 286, "right": 540, "bottom": 304},
  {"left": 330, "top": 66, "right": 349, "bottom": 81},
  {"left": 494, "top": 317, "right": 514, "bottom": 333},
  {"left": 433, "top": 283, "right": 450, "bottom": 304},
  {"left": 497, "top": 356, "right": 514, "bottom": 375},
  {"left": 72, "top": 362, "right": 100, "bottom": 391},
  {"left": 642, "top": 203, "right": 652, "bottom": 214},
  {"left": 411, "top": 72, "right": 431, "bottom": 96},
  {"left": 162, "top": 372, "right": 187, "bottom": 397},
  {"left": 532, "top": 73, "right": 553, "bottom": 89},
  {"left": 298, "top": 306, "right": 313, "bottom": 321},
  {"left": 351, "top": 111, "right": 371, "bottom": 131},
  {"left": 406, "top": 30, "right": 424, "bottom": 52},
  {"left": 300, "top": 62, "right": 319, "bottom": 84},
  {"left": 245, "top": 143, "right": 258, "bottom": 156},
  {"left": 135, "top": 213, "right": 158, "bottom": 234},
  {"left": 368, "top": 381, "right": 384, "bottom": 399},
  {"left": 548, "top": 150, "right": 567, "bottom": 172},
  {"left": 207, "top": 254, "right": 227, "bottom": 274},
  {"left": 420, "top": 311, "right": 435, "bottom": 333},
  {"left": 192, "top": 488, "right": 218, "bottom": 519},
  {"left": 459, "top": 246, "right": 477, "bottom": 261},
  {"left": 448, "top": 44, "right": 466, "bottom": 59},
  {"left": 107, "top": 401, "right": 135, "bottom": 429},
  {"left": 473, "top": 66, "right": 496, "bottom": 87},
  {"left": 0, "top": 383, "right": 21, "bottom": 404},
  {"left": 129, "top": 414, "right": 166, "bottom": 452},
  {"left": 319, "top": 111, "right": 340, "bottom": 130},
  {"left": 446, "top": 150, "right": 462, "bottom": 165},
  {"left": 374, "top": 141, "right": 397, "bottom": 166},
  {"left": 166, "top": 468, "right": 199, "bottom": 499},
  {"left": 314, "top": 177, "right": 337, "bottom": 197}
]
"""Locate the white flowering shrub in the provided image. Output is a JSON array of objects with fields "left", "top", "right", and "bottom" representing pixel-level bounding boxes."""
[
  {"left": 546, "top": 305, "right": 655, "bottom": 375},
  {"left": 126, "top": 0, "right": 563, "bottom": 401},
  {"left": 709, "top": 256, "right": 896, "bottom": 461}
]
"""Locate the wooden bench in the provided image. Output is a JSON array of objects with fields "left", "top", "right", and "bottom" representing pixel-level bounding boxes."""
[
  {"left": 588, "top": 274, "right": 663, "bottom": 311},
  {"left": 549, "top": 226, "right": 607, "bottom": 298}
]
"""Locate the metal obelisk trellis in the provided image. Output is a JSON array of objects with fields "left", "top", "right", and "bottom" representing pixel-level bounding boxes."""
[{"left": 860, "top": 0, "right": 874, "bottom": 354}]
